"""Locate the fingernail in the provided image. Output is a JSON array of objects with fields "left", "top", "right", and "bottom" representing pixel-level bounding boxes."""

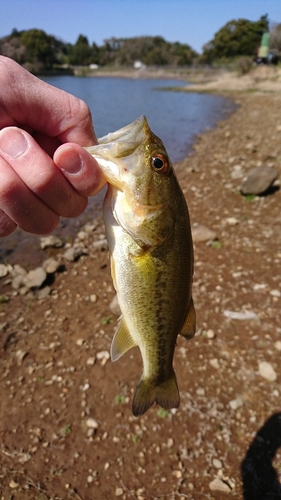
[
  {"left": 58, "top": 146, "right": 84, "bottom": 175},
  {"left": 0, "top": 128, "right": 28, "bottom": 158}
]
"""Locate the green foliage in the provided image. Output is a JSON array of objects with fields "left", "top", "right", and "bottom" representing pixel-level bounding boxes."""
[
  {"left": 114, "top": 394, "right": 126, "bottom": 405},
  {"left": 157, "top": 407, "right": 169, "bottom": 418},
  {"left": 21, "top": 29, "right": 60, "bottom": 68},
  {"left": 0, "top": 15, "right": 273, "bottom": 71},
  {"left": 200, "top": 15, "right": 269, "bottom": 64},
  {"left": 0, "top": 29, "right": 198, "bottom": 70},
  {"left": 68, "top": 34, "right": 98, "bottom": 66}
]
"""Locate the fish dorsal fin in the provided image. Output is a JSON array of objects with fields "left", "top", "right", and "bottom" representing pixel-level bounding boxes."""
[
  {"left": 111, "top": 317, "right": 137, "bottom": 362},
  {"left": 180, "top": 297, "right": 196, "bottom": 340}
]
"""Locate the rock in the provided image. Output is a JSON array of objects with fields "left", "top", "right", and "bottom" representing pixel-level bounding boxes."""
[
  {"left": 96, "top": 351, "right": 110, "bottom": 366},
  {"left": 206, "top": 329, "right": 216, "bottom": 339},
  {"left": 275, "top": 341, "right": 281, "bottom": 351},
  {"left": 192, "top": 224, "right": 217, "bottom": 243},
  {"left": 12, "top": 274, "right": 25, "bottom": 290},
  {"left": 258, "top": 361, "right": 277, "bottom": 381},
  {"left": 63, "top": 247, "right": 85, "bottom": 262},
  {"left": 209, "top": 478, "right": 232, "bottom": 493},
  {"left": 86, "top": 418, "right": 99, "bottom": 429},
  {"left": 10, "top": 264, "right": 27, "bottom": 279},
  {"left": 15, "top": 349, "right": 28, "bottom": 366},
  {"left": 223, "top": 310, "right": 258, "bottom": 320},
  {"left": 270, "top": 289, "right": 281, "bottom": 298},
  {"left": 40, "top": 235, "right": 63, "bottom": 249},
  {"left": 109, "top": 294, "right": 121, "bottom": 316},
  {"left": 36, "top": 286, "right": 51, "bottom": 299},
  {"left": 0, "top": 264, "right": 9, "bottom": 277},
  {"left": 231, "top": 165, "right": 244, "bottom": 179},
  {"left": 86, "top": 357, "right": 95, "bottom": 366},
  {"left": 229, "top": 396, "right": 243, "bottom": 410},
  {"left": 22, "top": 267, "right": 47, "bottom": 289},
  {"left": 240, "top": 166, "right": 279, "bottom": 195},
  {"left": 9, "top": 479, "right": 19, "bottom": 489},
  {"left": 42, "top": 258, "right": 60, "bottom": 274},
  {"left": 210, "top": 358, "right": 220, "bottom": 369},
  {"left": 225, "top": 217, "right": 239, "bottom": 226},
  {"left": 92, "top": 238, "right": 108, "bottom": 250},
  {"left": 212, "top": 458, "right": 223, "bottom": 469}
]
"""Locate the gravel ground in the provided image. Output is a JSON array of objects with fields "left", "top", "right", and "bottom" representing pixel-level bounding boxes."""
[{"left": 0, "top": 86, "right": 281, "bottom": 500}]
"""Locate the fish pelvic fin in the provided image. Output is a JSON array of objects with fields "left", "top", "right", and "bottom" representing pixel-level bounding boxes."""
[
  {"left": 111, "top": 317, "right": 137, "bottom": 362},
  {"left": 132, "top": 371, "right": 180, "bottom": 417},
  {"left": 180, "top": 296, "right": 196, "bottom": 340}
]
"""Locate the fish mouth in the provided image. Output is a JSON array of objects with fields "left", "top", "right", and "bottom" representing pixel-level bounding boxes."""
[{"left": 85, "top": 116, "right": 149, "bottom": 186}]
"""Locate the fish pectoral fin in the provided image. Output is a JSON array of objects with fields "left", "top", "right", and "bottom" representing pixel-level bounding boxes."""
[
  {"left": 132, "top": 372, "right": 180, "bottom": 417},
  {"left": 180, "top": 297, "right": 196, "bottom": 340},
  {"left": 111, "top": 317, "right": 137, "bottom": 362}
]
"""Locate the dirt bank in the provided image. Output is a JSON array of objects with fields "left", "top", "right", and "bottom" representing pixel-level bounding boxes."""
[{"left": 0, "top": 75, "right": 281, "bottom": 499}]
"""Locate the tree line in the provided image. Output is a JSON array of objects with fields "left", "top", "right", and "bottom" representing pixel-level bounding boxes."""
[{"left": 0, "top": 15, "right": 280, "bottom": 72}]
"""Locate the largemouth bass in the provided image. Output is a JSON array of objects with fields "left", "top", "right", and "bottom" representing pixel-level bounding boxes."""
[{"left": 86, "top": 116, "right": 196, "bottom": 416}]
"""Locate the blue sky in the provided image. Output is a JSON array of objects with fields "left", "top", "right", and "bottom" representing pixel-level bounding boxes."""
[{"left": 1, "top": 0, "right": 281, "bottom": 54}]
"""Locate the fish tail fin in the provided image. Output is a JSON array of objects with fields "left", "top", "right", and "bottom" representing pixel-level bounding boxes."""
[{"left": 132, "top": 371, "right": 180, "bottom": 417}]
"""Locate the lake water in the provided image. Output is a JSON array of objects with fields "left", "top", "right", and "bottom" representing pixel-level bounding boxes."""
[
  {"left": 1, "top": 76, "right": 236, "bottom": 265},
  {"left": 43, "top": 76, "right": 235, "bottom": 163}
]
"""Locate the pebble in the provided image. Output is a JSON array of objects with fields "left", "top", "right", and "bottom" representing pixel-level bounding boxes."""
[
  {"left": 9, "top": 479, "right": 19, "bottom": 489},
  {"left": 86, "top": 357, "right": 96, "bottom": 366},
  {"left": 223, "top": 310, "right": 258, "bottom": 320},
  {"left": 23, "top": 267, "right": 47, "bottom": 289},
  {"left": 206, "top": 329, "right": 216, "bottom": 339},
  {"left": 274, "top": 341, "right": 281, "bottom": 351},
  {"left": 209, "top": 358, "right": 220, "bottom": 369},
  {"left": 63, "top": 247, "right": 85, "bottom": 262},
  {"left": 86, "top": 418, "right": 99, "bottom": 429},
  {"left": 270, "top": 289, "right": 281, "bottom": 298},
  {"left": 109, "top": 294, "right": 121, "bottom": 316},
  {"left": 225, "top": 217, "right": 239, "bottom": 226},
  {"left": 240, "top": 166, "right": 279, "bottom": 195},
  {"left": 213, "top": 458, "right": 223, "bottom": 469},
  {"left": 229, "top": 397, "right": 243, "bottom": 410},
  {"left": 96, "top": 351, "right": 110, "bottom": 366},
  {"left": 115, "top": 487, "right": 123, "bottom": 496},
  {"left": 0, "top": 263, "right": 9, "bottom": 277},
  {"left": 40, "top": 235, "right": 63, "bottom": 249},
  {"left": 258, "top": 361, "right": 277, "bottom": 381},
  {"left": 209, "top": 477, "right": 232, "bottom": 493},
  {"left": 36, "top": 286, "right": 51, "bottom": 299},
  {"left": 192, "top": 224, "right": 217, "bottom": 243},
  {"left": 92, "top": 239, "right": 108, "bottom": 250},
  {"left": 42, "top": 258, "right": 60, "bottom": 274}
]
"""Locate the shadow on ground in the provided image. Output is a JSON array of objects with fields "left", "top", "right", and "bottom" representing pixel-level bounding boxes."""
[{"left": 242, "top": 412, "right": 281, "bottom": 499}]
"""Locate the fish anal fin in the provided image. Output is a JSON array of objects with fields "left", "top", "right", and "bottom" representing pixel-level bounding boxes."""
[
  {"left": 132, "top": 371, "right": 180, "bottom": 417},
  {"left": 111, "top": 318, "right": 137, "bottom": 362},
  {"left": 180, "top": 297, "right": 196, "bottom": 340}
]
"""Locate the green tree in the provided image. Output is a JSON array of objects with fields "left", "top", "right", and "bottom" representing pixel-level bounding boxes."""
[
  {"left": 200, "top": 15, "right": 269, "bottom": 64},
  {"left": 69, "top": 34, "right": 93, "bottom": 65},
  {"left": 21, "top": 29, "right": 58, "bottom": 68}
]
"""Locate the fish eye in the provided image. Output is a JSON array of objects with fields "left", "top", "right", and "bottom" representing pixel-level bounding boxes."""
[{"left": 151, "top": 154, "right": 169, "bottom": 173}]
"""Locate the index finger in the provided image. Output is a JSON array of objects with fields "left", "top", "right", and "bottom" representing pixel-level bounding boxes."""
[{"left": 0, "top": 56, "right": 97, "bottom": 146}]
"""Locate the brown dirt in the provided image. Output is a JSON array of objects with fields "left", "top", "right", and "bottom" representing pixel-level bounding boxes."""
[{"left": 1, "top": 84, "right": 281, "bottom": 500}]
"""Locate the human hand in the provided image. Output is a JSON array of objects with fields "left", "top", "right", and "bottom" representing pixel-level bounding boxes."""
[{"left": 0, "top": 56, "right": 106, "bottom": 237}]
